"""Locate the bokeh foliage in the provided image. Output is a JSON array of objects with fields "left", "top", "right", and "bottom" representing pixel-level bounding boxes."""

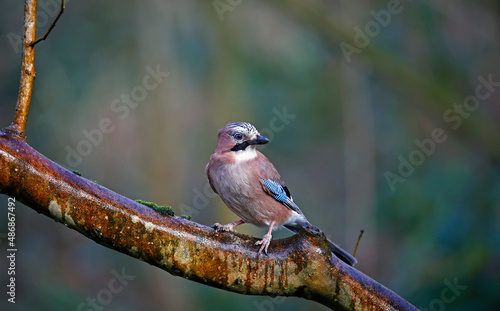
[{"left": 0, "top": 0, "right": 499, "bottom": 310}]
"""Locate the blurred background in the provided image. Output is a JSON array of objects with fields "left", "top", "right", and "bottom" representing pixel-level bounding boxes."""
[{"left": 1, "top": 0, "right": 499, "bottom": 310}]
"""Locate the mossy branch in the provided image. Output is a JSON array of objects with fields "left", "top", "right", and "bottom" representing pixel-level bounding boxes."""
[{"left": 0, "top": 131, "right": 417, "bottom": 310}]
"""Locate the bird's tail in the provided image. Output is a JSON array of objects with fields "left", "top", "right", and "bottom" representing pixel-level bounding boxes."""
[
  {"left": 285, "top": 224, "right": 357, "bottom": 266},
  {"left": 327, "top": 239, "right": 357, "bottom": 266}
]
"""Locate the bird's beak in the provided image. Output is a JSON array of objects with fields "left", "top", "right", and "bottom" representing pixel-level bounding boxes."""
[{"left": 247, "top": 135, "right": 270, "bottom": 145}]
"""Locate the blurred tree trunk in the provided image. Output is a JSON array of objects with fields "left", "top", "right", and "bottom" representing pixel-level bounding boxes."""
[{"left": 0, "top": 1, "right": 418, "bottom": 310}]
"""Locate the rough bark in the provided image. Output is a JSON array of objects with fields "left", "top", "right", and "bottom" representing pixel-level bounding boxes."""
[{"left": 0, "top": 131, "right": 417, "bottom": 310}]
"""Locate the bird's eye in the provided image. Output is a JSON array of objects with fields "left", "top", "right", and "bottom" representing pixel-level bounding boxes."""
[{"left": 233, "top": 133, "right": 243, "bottom": 140}]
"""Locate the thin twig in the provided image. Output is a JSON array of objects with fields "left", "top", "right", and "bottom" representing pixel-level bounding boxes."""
[
  {"left": 5, "top": 0, "right": 38, "bottom": 137},
  {"left": 353, "top": 229, "right": 364, "bottom": 257},
  {"left": 29, "top": 0, "right": 65, "bottom": 46}
]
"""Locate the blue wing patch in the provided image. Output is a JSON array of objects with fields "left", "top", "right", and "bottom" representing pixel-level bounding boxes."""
[
  {"left": 262, "top": 179, "right": 304, "bottom": 215},
  {"left": 262, "top": 179, "right": 289, "bottom": 203}
]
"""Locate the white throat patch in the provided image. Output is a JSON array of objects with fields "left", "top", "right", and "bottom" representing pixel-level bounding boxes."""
[{"left": 232, "top": 148, "right": 257, "bottom": 162}]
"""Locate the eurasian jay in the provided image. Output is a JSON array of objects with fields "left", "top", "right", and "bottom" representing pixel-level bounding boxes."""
[{"left": 206, "top": 122, "right": 357, "bottom": 266}]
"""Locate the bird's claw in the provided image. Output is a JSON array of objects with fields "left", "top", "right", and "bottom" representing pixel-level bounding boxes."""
[
  {"left": 255, "top": 233, "right": 272, "bottom": 255},
  {"left": 213, "top": 223, "right": 235, "bottom": 232}
]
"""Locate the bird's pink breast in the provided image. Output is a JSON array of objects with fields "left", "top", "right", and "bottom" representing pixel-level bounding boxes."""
[{"left": 207, "top": 154, "right": 292, "bottom": 227}]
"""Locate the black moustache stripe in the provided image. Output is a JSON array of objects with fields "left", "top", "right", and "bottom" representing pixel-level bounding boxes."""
[{"left": 231, "top": 142, "right": 249, "bottom": 151}]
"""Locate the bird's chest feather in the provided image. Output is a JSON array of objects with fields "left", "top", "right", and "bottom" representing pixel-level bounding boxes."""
[
  {"left": 211, "top": 161, "right": 254, "bottom": 200},
  {"left": 208, "top": 153, "right": 292, "bottom": 226}
]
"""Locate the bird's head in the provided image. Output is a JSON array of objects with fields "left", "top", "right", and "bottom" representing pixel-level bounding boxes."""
[{"left": 215, "top": 122, "right": 269, "bottom": 155}]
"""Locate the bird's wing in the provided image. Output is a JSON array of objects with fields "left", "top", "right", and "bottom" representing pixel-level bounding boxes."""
[
  {"left": 261, "top": 178, "right": 304, "bottom": 214},
  {"left": 256, "top": 152, "right": 299, "bottom": 212},
  {"left": 256, "top": 153, "right": 304, "bottom": 215}
]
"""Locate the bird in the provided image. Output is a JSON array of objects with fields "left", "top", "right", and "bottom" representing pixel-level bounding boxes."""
[{"left": 206, "top": 122, "right": 357, "bottom": 266}]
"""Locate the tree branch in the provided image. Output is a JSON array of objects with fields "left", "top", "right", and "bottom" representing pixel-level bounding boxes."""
[
  {"left": 29, "top": 0, "right": 65, "bottom": 47},
  {"left": 0, "top": 131, "right": 417, "bottom": 310},
  {"left": 6, "top": 0, "right": 38, "bottom": 138}
]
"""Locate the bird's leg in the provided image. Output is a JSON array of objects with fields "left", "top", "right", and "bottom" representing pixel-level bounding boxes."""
[
  {"left": 255, "top": 221, "right": 275, "bottom": 255},
  {"left": 214, "top": 219, "right": 245, "bottom": 232}
]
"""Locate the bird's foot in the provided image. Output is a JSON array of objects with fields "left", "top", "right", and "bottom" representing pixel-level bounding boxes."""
[
  {"left": 255, "top": 232, "right": 272, "bottom": 255},
  {"left": 213, "top": 219, "right": 245, "bottom": 232},
  {"left": 213, "top": 222, "right": 235, "bottom": 232}
]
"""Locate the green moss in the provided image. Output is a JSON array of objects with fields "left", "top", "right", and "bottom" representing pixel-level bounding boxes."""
[
  {"left": 71, "top": 170, "right": 100, "bottom": 184},
  {"left": 135, "top": 200, "right": 175, "bottom": 217},
  {"left": 180, "top": 214, "right": 192, "bottom": 220}
]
